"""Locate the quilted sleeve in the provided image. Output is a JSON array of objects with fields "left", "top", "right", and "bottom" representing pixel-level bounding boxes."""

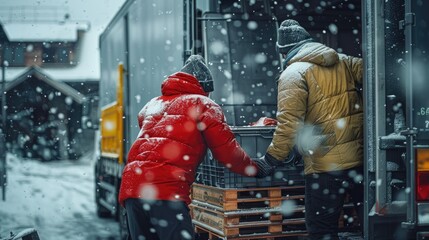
[
  {"left": 266, "top": 66, "right": 308, "bottom": 162},
  {"left": 199, "top": 102, "right": 257, "bottom": 177}
]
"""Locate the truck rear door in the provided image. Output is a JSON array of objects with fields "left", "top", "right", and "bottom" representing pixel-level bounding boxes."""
[
  {"left": 405, "top": 0, "right": 429, "bottom": 237},
  {"left": 363, "top": 0, "right": 429, "bottom": 239}
]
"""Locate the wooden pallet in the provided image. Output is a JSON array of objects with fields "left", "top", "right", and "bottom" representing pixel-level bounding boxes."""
[
  {"left": 191, "top": 183, "right": 305, "bottom": 211},
  {"left": 194, "top": 224, "right": 308, "bottom": 240},
  {"left": 190, "top": 203, "right": 306, "bottom": 238},
  {"left": 191, "top": 184, "right": 360, "bottom": 238}
]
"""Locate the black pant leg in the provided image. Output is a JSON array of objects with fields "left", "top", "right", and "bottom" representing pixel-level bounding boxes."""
[
  {"left": 149, "top": 200, "right": 194, "bottom": 240},
  {"left": 346, "top": 167, "right": 364, "bottom": 232},
  {"left": 305, "top": 172, "right": 345, "bottom": 240},
  {"left": 125, "top": 198, "right": 160, "bottom": 240}
]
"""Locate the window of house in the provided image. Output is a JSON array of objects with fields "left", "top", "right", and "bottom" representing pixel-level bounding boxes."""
[
  {"left": 42, "top": 42, "right": 56, "bottom": 63},
  {"left": 2, "top": 43, "right": 25, "bottom": 66},
  {"left": 56, "top": 47, "right": 69, "bottom": 64},
  {"left": 42, "top": 43, "right": 76, "bottom": 66}
]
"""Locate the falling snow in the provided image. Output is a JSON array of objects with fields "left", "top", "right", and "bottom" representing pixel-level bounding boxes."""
[{"left": 0, "top": 0, "right": 426, "bottom": 239}]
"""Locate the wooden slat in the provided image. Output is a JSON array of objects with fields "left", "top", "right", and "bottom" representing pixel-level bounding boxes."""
[{"left": 192, "top": 183, "right": 305, "bottom": 211}]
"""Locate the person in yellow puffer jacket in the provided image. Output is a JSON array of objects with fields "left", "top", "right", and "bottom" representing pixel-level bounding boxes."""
[{"left": 256, "top": 19, "right": 364, "bottom": 240}]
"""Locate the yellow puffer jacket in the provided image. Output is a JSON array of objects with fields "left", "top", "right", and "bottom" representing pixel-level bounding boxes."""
[{"left": 267, "top": 42, "right": 363, "bottom": 175}]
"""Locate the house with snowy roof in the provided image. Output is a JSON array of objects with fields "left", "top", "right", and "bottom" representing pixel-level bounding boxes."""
[{"left": 2, "top": 66, "right": 93, "bottom": 160}]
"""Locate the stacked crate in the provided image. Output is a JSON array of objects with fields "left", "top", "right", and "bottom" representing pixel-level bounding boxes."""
[{"left": 193, "top": 126, "right": 308, "bottom": 239}]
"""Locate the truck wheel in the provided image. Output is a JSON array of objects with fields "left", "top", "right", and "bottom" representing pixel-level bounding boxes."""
[
  {"left": 119, "top": 206, "right": 129, "bottom": 240},
  {"left": 95, "top": 166, "right": 111, "bottom": 218},
  {"left": 95, "top": 186, "right": 111, "bottom": 218}
]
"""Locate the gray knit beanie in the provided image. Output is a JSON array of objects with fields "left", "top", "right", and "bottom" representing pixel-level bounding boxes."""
[
  {"left": 276, "top": 19, "right": 312, "bottom": 54},
  {"left": 181, "top": 55, "right": 214, "bottom": 92}
]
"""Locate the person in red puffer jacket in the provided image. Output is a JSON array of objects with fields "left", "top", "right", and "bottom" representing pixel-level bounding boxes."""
[{"left": 118, "top": 55, "right": 269, "bottom": 240}]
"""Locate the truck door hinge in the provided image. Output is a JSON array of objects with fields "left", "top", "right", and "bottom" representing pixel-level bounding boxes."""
[
  {"left": 400, "top": 127, "right": 418, "bottom": 136},
  {"left": 399, "top": 13, "right": 415, "bottom": 30},
  {"left": 379, "top": 134, "right": 406, "bottom": 150}
]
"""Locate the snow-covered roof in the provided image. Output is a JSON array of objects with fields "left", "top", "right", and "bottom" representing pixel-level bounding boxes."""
[
  {"left": 6, "top": 66, "right": 85, "bottom": 104},
  {"left": 1, "top": 21, "right": 89, "bottom": 42}
]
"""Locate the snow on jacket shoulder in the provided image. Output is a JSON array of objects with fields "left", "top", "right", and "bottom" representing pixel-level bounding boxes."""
[
  {"left": 119, "top": 72, "right": 257, "bottom": 206},
  {"left": 267, "top": 42, "right": 363, "bottom": 175}
]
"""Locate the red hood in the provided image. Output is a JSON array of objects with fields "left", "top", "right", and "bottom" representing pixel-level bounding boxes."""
[{"left": 161, "top": 72, "right": 209, "bottom": 97}]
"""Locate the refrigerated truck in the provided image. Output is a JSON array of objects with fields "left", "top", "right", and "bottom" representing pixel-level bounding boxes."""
[{"left": 90, "top": 0, "right": 429, "bottom": 239}]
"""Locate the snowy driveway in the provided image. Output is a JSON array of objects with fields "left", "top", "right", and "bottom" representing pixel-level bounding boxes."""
[{"left": 0, "top": 153, "right": 120, "bottom": 240}]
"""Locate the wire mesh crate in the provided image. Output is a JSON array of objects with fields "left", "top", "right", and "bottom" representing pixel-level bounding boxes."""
[{"left": 196, "top": 126, "right": 304, "bottom": 188}]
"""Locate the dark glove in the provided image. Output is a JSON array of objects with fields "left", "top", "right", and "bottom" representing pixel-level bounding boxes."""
[
  {"left": 285, "top": 146, "right": 302, "bottom": 166},
  {"left": 254, "top": 153, "right": 283, "bottom": 178}
]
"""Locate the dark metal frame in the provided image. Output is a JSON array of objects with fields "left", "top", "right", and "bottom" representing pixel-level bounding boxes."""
[
  {"left": 0, "top": 37, "right": 7, "bottom": 201},
  {"left": 363, "top": 0, "right": 388, "bottom": 238}
]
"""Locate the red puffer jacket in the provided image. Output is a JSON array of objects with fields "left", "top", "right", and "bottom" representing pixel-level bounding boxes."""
[{"left": 118, "top": 72, "right": 257, "bottom": 206}]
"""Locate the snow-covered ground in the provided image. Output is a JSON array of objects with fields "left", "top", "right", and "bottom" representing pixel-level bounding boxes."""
[{"left": 0, "top": 153, "right": 120, "bottom": 240}]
